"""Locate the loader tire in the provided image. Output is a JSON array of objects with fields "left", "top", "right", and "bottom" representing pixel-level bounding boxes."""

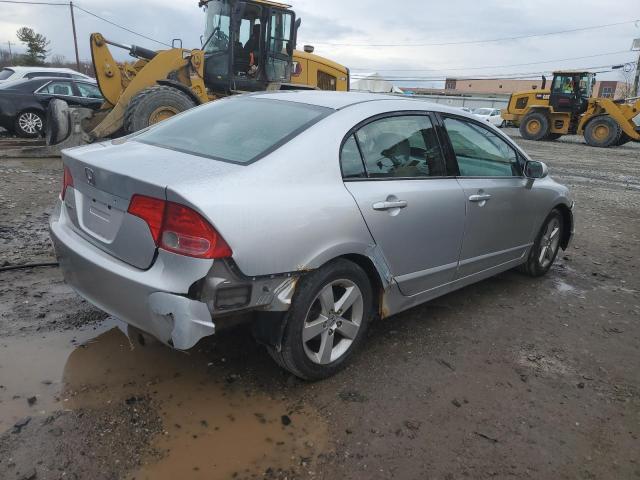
[
  {"left": 124, "top": 85, "right": 196, "bottom": 134},
  {"left": 45, "top": 99, "right": 70, "bottom": 145},
  {"left": 584, "top": 115, "right": 621, "bottom": 148},
  {"left": 519, "top": 111, "right": 550, "bottom": 141}
]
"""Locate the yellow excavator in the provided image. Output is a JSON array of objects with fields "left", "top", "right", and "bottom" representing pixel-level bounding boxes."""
[
  {"left": 45, "top": 0, "right": 349, "bottom": 150},
  {"left": 502, "top": 71, "right": 640, "bottom": 147}
]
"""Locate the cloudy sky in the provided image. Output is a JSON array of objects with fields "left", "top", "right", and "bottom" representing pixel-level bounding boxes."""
[{"left": 1, "top": 0, "right": 639, "bottom": 87}]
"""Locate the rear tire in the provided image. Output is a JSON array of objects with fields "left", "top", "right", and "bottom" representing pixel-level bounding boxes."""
[
  {"left": 267, "top": 259, "right": 373, "bottom": 381},
  {"left": 14, "top": 110, "right": 44, "bottom": 138},
  {"left": 519, "top": 209, "right": 564, "bottom": 277},
  {"left": 519, "top": 111, "right": 550, "bottom": 141},
  {"left": 123, "top": 85, "right": 196, "bottom": 134},
  {"left": 584, "top": 115, "right": 621, "bottom": 148}
]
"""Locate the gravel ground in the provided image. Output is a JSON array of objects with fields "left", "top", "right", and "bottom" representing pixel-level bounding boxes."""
[{"left": 0, "top": 133, "right": 638, "bottom": 479}]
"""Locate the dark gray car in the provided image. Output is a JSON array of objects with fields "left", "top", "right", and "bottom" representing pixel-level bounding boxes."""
[{"left": 49, "top": 91, "right": 574, "bottom": 380}]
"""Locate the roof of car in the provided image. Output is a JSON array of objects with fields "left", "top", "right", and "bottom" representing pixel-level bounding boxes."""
[
  {"left": 251, "top": 90, "right": 472, "bottom": 116},
  {"left": 2, "top": 66, "right": 89, "bottom": 75}
]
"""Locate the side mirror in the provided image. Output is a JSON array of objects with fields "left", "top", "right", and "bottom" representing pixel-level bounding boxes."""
[{"left": 524, "top": 160, "right": 548, "bottom": 179}]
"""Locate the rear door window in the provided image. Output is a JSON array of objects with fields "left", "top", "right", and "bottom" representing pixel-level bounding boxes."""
[
  {"left": 443, "top": 117, "right": 520, "bottom": 177},
  {"left": 76, "top": 82, "right": 102, "bottom": 99},
  {"left": 353, "top": 115, "right": 446, "bottom": 178},
  {"left": 340, "top": 135, "right": 366, "bottom": 178},
  {"left": 135, "top": 97, "right": 331, "bottom": 164}
]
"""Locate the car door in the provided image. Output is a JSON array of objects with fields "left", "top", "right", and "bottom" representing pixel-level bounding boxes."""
[
  {"left": 343, "top": 113, "right": 466, "bottom": 296},
  {"left": 440, "top": 115, "right": 539, "bottom": 279}
]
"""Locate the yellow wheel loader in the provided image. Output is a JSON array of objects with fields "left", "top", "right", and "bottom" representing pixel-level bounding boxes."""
[
  {"left": 46, "top": 0, "right": 349, "bottom": 150},
  {"left": 502, "top": 71, "right": 640, "bottom": 148}
]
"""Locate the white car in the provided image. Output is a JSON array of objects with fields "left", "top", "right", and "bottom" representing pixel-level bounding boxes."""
[
  {"left": 0, "top": 66, "right": 94, "bottom": 84},
  {"left": 474, "top": 108, "right": 505, "bottom": 127}
]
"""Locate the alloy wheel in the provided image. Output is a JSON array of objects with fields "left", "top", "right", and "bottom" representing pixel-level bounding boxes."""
[
  {"left": 302, "top": 279, "right": 364, "bottom": 365},
  {"left": 18, "top": 112, "right": 43, "bottom": 135},
  {"left": 538, "top": 217, "right": 561, "bottom": 269}
]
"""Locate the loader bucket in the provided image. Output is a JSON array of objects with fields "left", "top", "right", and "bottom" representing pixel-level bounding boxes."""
[{"left": 45, "top": 99, "right": 95, "bottom": 149}]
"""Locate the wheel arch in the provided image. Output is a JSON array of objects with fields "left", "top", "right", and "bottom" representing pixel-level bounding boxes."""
[
  {"left": 553, "top": 202, "right": 573, "bottom": 250},
  {"left": 156, "top": 79, "right": 203, "bottom": 106}
]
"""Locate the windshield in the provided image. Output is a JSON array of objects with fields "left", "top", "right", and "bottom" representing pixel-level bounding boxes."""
[
  {"left": 203, "top": 1, "right": 231, "bottom": 54},
  {"left": 0, "top": 68, "right": 15, "bottom": 81},
  {"left": 134, "top": 98, "right": 332, "bottom": 164},
  {"left": 474, "top": 108, "right": 492, "bottom": 115}
]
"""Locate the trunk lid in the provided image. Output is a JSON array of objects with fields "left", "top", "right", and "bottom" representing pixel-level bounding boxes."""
[{"left": 62, "top": 140, "right": 240, "bottom": 270}]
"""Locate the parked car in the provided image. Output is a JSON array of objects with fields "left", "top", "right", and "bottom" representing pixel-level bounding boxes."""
[
  {"left": 459, "top": 107, "right": 474, "bottom": 113},
  {"left": 0, "top": 77, "right": 103, "bottom": 137},
  {"left": 50, "top": 91, "right": 574, "bottom": 380},
  {"left": 474, "top": 107, "right": 505, "bottom": 127},
  {"left": 0, "top": 66, "right": 94, "bottom": 84}
]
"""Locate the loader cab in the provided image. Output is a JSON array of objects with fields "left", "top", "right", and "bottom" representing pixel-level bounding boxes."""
[
  {"left": 549, "top": 71, "right": 594, "bottom": 115},
  {"left": 201, "top": 0, "right": 297, "bottom": 93}
]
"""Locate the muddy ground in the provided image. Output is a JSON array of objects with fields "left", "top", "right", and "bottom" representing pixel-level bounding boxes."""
[{"left": 0, "top": 132, "right": 638, "bottom": 479}]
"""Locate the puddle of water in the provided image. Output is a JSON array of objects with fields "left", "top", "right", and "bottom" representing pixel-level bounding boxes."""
[
  {"left": 0, "top": 320, "right": 326, "bottom": 479},
  {"left": 0, "top": 319, "right": 121, "bottom": 429}
]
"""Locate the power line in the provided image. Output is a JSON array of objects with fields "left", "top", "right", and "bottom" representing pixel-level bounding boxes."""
[
  {"left": 310, "top": 19, "right": 640, "bottom": 47},
  {"left": 0, "top": 0, "right": 68, "bottom": 5},
  {"left": 350, "top": 50, "right": 635, "bottom": 73},
  {"left": 72, "top": 5, "right": 171, "bottom": 47},
  {"left": 0, "top": 0, "right": 171, "bottom": 47}
]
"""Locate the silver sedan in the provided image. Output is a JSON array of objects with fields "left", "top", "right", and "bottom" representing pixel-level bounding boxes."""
[{"left": 50, "top": 91, "right": 574, "bottom": 380}]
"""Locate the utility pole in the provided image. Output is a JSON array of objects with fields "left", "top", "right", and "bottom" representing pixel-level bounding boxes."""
[
  {"left": 634, "top": 52, "right": 640, "bottom": 97},
  {"left": 7, "top": 40, "right": 12, "bottom": 57},
  {"left": 632, "top": 38, "right": 640, "bottom": 97},
  {"left": 69, "top": 1, "right": 81, "bottom": 71}
]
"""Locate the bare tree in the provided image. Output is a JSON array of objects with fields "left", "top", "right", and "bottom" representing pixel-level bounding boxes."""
[{"left": 618, "top": 68, "right": 635, "bottom": 99}]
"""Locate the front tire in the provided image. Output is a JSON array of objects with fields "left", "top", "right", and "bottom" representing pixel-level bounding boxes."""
[
  {"left": 584, "top": 115, "right": 621, "bottom": 148},
  {"left": 519, "top": 209, "right": 564, "bottom": 277},
  {"left": 519, "top": 111, "right": 550, "bottom": 141},
  {"left": 15, "top": 110, "right": 44, "bottom": 138},
  {"left": 268, "top": 259, "right": 373, "bottom": 380},
  {"left": 123, "top": 85, "right": 196, "bottom": 134}
]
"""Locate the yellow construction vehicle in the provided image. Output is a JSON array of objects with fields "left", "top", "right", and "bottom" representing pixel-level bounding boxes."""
[
  {"left": 46, "top": 0, "right": 349, "bottom": 149},
  {"left": 502, "top": 71, "right": 640, "bottom": 147}
]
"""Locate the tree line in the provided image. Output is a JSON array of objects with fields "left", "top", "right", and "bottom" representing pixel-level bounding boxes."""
[{"left": 1, "top": 27, "right": 94, "bottom": 77}]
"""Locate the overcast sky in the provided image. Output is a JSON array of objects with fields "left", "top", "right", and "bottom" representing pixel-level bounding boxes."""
[{"left": 1, "top": 0, "right": 639, "bottom": 87}]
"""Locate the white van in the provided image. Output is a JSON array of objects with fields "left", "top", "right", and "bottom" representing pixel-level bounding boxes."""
[{"left": 0, "top": 66, "right": 94, "bottom": 83}]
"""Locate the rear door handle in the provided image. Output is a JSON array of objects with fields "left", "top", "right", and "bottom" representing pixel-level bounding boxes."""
[
  {"left": 468, "top": 194, "right": 492, "bottom": 202},
  {"left": 373, "top": 200, "right": 408, "bottom": 211}
]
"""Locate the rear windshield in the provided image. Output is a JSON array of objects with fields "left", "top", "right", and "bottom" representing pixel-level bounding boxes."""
[
  {"left": 0, "top": 68, "right": 15, "bottom": 80},
  {"left": 135, "top": 97, "right": 331, "bottom": 164}
]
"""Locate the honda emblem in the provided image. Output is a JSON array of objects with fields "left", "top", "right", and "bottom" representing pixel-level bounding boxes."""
[{"left": 85, "top": 167, "right": 95, "bottom": 186}]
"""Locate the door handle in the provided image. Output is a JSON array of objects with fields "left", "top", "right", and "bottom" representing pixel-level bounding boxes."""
[
  {"left": 468, "top": 194, "right": 492, "bottom": 202},
  {"left": 373, "top": 200, "right": 408, "bottom": 211}
]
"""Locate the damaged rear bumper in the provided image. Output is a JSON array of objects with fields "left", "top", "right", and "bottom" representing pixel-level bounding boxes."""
[
  {"left": 49, "top": 199, "right": 215, "bottom": 350},
  {"left": 49, "top": 199, "right": 301, "bottom": 349}
]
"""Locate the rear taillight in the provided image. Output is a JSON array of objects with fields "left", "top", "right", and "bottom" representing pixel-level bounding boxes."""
[
  {"left": 128, "top": 195, "right": 166, "bottom": 243},
  {"left": 127, "top": 194, "right": 232, "bottom": 259},
  {"left": 61, "top": 165, "right": 74, "bottom": 200}
]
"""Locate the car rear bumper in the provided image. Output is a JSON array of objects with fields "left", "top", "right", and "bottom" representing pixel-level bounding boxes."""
[{"left": 49, "top": 199, "right": 216, "bottom": 349}]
